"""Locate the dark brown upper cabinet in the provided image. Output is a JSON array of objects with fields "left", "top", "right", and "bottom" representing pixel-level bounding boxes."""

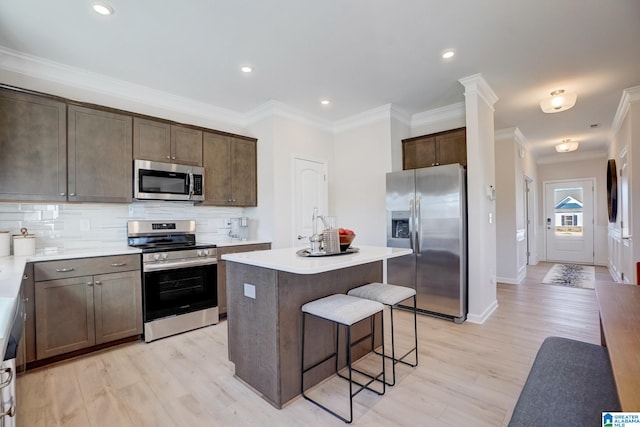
[
  {"left": 402, "top": 127, "right": 466, "bottom": 170},
  {"left": 202, "top": 132, "right": 257, "bottom": 207},
  {"left": 133, "top": 117, "right": 202, "bottom": 166},
  {"left": 0, "top": 88, "right": 67, "bottom": 201},
  {"left": 67, "top": 105, "right": 133, "bottom": 203}
]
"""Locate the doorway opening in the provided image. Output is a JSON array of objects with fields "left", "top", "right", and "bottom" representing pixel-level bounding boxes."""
[{"left": 544, "top": 179, "right": 595, "bottom": 264}]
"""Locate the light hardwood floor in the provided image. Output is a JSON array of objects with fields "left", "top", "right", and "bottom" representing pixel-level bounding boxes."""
[{"left": 17, "top": 262, "right": 614, "bottom": 426}]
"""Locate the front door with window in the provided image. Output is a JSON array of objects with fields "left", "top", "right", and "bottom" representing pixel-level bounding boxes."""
[{"left": 544, "top": 179, "right": 595, "bottom": 264}]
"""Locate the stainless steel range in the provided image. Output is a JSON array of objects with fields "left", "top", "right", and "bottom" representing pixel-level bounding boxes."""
[{"left": 127, "top": 220, "right": 218, "bottom": 342}]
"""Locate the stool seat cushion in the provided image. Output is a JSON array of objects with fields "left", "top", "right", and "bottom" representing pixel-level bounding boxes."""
[
  {"left": 302, "top": 294, "right": 384, "bottom": 326},
  {"left": 348, "top": 282, "right": 416, "bottom": 306}
]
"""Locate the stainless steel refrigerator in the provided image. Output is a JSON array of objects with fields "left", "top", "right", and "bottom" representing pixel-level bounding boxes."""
[{"left": 386, "top": 163, "right": 467, "bottom": 323}]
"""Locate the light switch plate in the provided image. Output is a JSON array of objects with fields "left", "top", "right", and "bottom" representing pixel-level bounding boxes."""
[{"left": 244, "top": 283, "right": 256, "bottom": 299}]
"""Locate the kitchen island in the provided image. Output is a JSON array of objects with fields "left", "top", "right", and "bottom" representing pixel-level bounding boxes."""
[{"left": 222, "top": 245, "right": 412, "bottom": 408}]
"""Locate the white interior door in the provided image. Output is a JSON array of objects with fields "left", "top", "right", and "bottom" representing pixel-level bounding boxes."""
[
  {"left": 293, "top": 157, "right": 328, "bottom": 247},
  {"left": 544, "top": 179, "right": 594, "bottom": 264}
]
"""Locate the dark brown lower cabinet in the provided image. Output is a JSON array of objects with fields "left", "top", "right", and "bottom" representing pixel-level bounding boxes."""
[{"left": 33, "top": 256, "right": 142, "bottom": 361}]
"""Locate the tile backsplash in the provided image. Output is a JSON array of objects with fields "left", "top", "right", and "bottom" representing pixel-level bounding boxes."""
[{"left": 0, "top": 201, "right": 249, "bottom": 253}]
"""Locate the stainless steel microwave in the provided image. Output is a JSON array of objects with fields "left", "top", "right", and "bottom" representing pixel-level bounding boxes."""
[{"left": 134, "top": 159, "right": 205, "bottom": 201}]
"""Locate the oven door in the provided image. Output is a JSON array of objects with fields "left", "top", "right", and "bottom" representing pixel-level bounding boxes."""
[{"left": 143, "top": 263, "right": 217, "bottom": 322}]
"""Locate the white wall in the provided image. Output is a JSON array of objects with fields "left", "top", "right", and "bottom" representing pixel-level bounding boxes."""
[
  {"left": 608, "top": 87, "right": 640, "bottom": 283},
  {"left": 332, "top": 118, "right": 393, "bottom": 246},
  {"left": 495, "top": 128, "right": 526, "bottom": 284},
  {"left": 247, "top": 114, "right": 334, "bottom": 248},
  {"left": 459, "top": 75, "right": 499, "bottom": 324},
  {"left": 536, "top": 154, "right": 608, "bottom": 265}
]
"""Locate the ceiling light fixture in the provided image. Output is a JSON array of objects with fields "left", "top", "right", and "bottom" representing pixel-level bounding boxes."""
[
  {"left": 241, "top": 66, "right": 252, "bottom": 73},
  {"left": 320, "top": 99, "right": 330, "bottom": 105},
  {"left": 92, "top": 2, "right": 114, "bottom": 15},
  {"left": 441, "top": 49, "right": 456, "bottom": 59},
  {"left": 555, "top": 139, "right": 579, "bottom": 153},
  {"left": 540, "top": 89, "right": 577, "bottom": 113}
]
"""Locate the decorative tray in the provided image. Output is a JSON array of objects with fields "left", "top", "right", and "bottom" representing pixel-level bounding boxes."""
[{"left": 296, "top": 247, "right": 359, "bottom": 257}]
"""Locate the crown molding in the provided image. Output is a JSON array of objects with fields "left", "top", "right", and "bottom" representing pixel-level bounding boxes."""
[
  {"left": 0, "top": 45, "right": 246, "bottom": 128},
  {"left": 495, "top": 127, "right": 527, "bottom": 146},
  {"left": 536, "top": 149, "right": 606, "bottom": 165},
  {"left": 244, "top": 100, "right": 333, "bottom": 131},
  {"left": 332, "top": 103, "right": 410, "bottom": 133},
  {"left": 458, "top": 73, "right": 499, "bottom": 110},
  {"left": 410, "top": 102, "right": 465, "bottom": 129},
  {"left": 610, "top": 85, "right": 640, "bottom": 138}
]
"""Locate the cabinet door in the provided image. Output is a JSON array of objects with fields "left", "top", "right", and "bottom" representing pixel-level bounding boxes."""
[
  {"left": 230, "top": 137, "right": 257, "bottom": 206},
  {"left": 217, "top": 243, "right": 271, "bottom": 316},
  {"left": 203, "top": 132, "right": 232, "bottom": 205},
  {"left": 18, "top": 263, "right": 36, "bottom": 366},
  {"left": 403, "top": 137, "right": 436, "bottom": 170},
  {"left": 94, "top": 270, "right": 142, "bottom": 344},
  {"left": 436, "top": 128, "right": 467, "bottom": 166},
  {"left": 133, "top": 117, "right": 171, "bottom": 163},
  {"left": 35, "top": 276, "right": 95, "bottom": 360},
  {"left": 171, "top": 125, "right": 202, "bottom": 166},
  {"left": 68, "top": 105, "right": 133, "bottom": 202},
  {"left": 0, "top": 88, "right": 67, "bottom": 201}
]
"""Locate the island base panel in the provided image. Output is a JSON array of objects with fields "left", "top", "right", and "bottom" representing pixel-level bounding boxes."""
[{"left": 227, "top": 261, "right": 383, "bottom": 408}]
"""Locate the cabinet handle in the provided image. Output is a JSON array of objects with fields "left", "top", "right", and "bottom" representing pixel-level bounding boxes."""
[
  {"left": 110, "top": 262, "right": 127, "bottom": 267},
  {"left": 55, "top": 267, "right": 75, "bottom": 273},
  {"left": 0, "top": 404, "right": 15, "bottom": 418},
  {"left": 171, "top": 156, "right": 176, "bottom": 160},
  {"left": 95, "top": 280, "right": 102, "bottom": 286},
  {"left": 87, "top": 281, "right": 93, "bottom": 287},
  {"left": 69, "top": 192, "right": 76, "bottom": 196},
  {"left": 0, "top": 367, "right": 13, "bottom": 389},
  {"left": 22, "top": 274, "right": 29, "bottom": 280},
  {"left": 59, "top": 192, "right": 66, "bottom": 196},
  {"left": 166, "top": 156, "right": 171, "bottom": 159}
]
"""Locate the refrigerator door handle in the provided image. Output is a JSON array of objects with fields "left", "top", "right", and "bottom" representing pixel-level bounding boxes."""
[
  {"left": 409, "top": 196, "right": 415, "bottom": 251},
  {"left": 415, "top": 195, "right": 421, "bottom": 254}
]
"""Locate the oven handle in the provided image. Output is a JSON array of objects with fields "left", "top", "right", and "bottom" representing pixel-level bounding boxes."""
[{"left": 143, "top": 257, "right": 218, "bottom": 272}]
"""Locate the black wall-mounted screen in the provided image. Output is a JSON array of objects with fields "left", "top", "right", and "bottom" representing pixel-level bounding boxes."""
[{"left": 607, "top": 159, "right": 617, "bottom": 223}]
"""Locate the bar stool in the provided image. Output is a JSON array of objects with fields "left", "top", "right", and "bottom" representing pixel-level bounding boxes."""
[
  {"left": 301, "top": 294, "right": 385, "bottom": 424},
  {"left": 347, "top": 282, "right": 418, "bottom": 386}
]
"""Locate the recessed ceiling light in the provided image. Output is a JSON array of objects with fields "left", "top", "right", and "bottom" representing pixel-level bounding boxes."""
[
  {"left": 320, "top": 99, "right": 330, "bottom": 105},
  {"left": 92, "top": 3, "right": 114, "bottom": 15},
  {"left": 441, "top": 49, "right": 456, "bottom": 59},
  {"left": 241, "top": 66, "right": 252, "bottom": 73}
]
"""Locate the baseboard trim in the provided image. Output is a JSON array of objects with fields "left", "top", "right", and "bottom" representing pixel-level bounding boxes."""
[{"left": 467, "top": 299, "right": 498, "bottom": 324}]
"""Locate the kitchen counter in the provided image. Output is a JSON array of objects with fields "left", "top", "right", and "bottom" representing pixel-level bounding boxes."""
[
  {"left": 0, "top": 245, "right": 141, "bottom": 358},
  {"left": 222, "top": 245, "right": 412, "bottom": 274},
  {"left": 224, "top": 245, "right": 412, "bottom": 408},
  {"left": 212, "top": 239, "right": 271, "bottom": 248}
]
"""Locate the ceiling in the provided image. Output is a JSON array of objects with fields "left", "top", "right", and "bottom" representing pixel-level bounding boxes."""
[{"left": 1, "top": 0, "right": 639, "bottom": 158}]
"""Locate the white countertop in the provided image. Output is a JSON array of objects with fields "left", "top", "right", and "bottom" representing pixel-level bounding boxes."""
[
  {"left": 208, "top": 240, "right": 271, "bottom": 248},
  {"left": 221, "top": 245, "right": 412, "bottom": 274}
]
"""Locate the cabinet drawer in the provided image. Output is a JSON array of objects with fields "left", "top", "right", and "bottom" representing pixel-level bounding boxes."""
[{"left": 34, "top": 254, "right": 141, "bottom": 281}]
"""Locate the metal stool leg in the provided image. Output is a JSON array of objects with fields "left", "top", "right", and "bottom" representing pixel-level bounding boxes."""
[{"left": 301, "top": 312, "right": 385, "bottom": 424}]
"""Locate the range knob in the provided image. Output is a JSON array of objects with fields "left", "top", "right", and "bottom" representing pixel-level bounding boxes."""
[
  {"left": 203, "top": 249, "right": 210, "bottom": 256},
  {"left": 153, "top": 254, "right": 161, "bottom": 261},
  {"left": 197, "top": 250, "right": 204, "bottom": 257},
  {"left": 161, "top": 253, "right": 169, "bottom": 260}
]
